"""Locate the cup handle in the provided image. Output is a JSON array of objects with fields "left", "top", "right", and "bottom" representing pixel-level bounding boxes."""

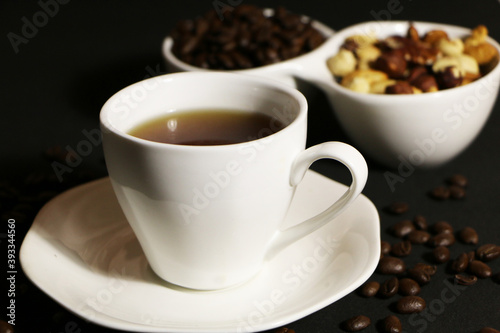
[{"left": 265, "top": 142, "right": 368, "bottom": 260}]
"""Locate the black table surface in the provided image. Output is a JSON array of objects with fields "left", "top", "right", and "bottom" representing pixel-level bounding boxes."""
[{"left": 2, "top": 0, "right": 500, "bottom": 332}]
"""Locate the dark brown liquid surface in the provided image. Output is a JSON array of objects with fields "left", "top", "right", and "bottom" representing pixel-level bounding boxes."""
[{"left": 128, "top": 110, "right": 286, "bottom": 145}]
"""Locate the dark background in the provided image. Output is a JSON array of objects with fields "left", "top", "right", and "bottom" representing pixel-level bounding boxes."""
[{"left": 2, "top": 0, "right": 500, "bottom": 332}]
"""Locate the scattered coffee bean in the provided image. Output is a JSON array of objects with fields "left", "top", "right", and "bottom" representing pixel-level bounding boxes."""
[
  {"left": 449, "top": 185, "right": 466, "bottom": 199},
  {"left": 0, "top": 320, "right": 14, "bottom": 333},
  {"left": 447, "top": 174, "right": 468, "bottom": 187},
  {"left": 391, "top": 240, "right": 412, "bottom": 257},
  {"left": 413, "top": 263, "right": 437, "bottom": 276},
  {"left": 406, "top": 230, "right": 431, "bottom": 244},
  {"left": 387, "top": 202, "right": 409, "bottom": 215},
  {"left": 454, "top": 273, "right": 477, "bottom": 286},
  {"left": 396, "top": 296, "right": 426, "bottom": 314},
  {"left": 433, "top": 246, "right": 450, "bottom": 263},
  {"left": 274, "top": 328, "right": 295, "bottom": 333},
  {"left": 480, "top": 328, "right": 500, "bottom": 333},
  {"left": 430, "top": 185, "right": 450, "bottom": 200},
  {"left": 381, "top": 241, "right": 392, "bottom": 255},
  {"left": 392, "top": 220, "right": 415, "bottom": 238},
  {"left": 398, "top": 278, "right": 420, "bottom": 296},
  {"left": 413, "top": 215, "right": 428, "bottom": 230},
  {"left": 451, "top": 253, "right": 470, "bottom": 273},
  {"left": 467, "top": 251, "right": 476, "bottom": 262},
  {"left": 458, "top": 227, "right": 479, "bottom": 245},
  {"left": 428, "top": 232, "right": 455, "bottom": 247},
  {"left": 407, "top": 267, "right": 431, "bottom": 285},
  {"left": 476, "top": 244, "right": 500, "bottom": 262},
  {"left": 359, "top": 281, "right": 380, "bottom": 297},
  {"left": 378, "top": 256, "right": 406, "bottom": 275},
  {"left": 431, "top": 221, "right": 454, "bottom": 234},
  {"left": 468, "top": 260, "right": 492, "bottom": 278},
  {"left": 381, "top": 315, "right": 402, "bottom": 333},
  {"left": 379, "top": 277, "right": 399, "bottom": 298},
  {"left": 342, "top": 315, "right": 371, "bottom": 332}
]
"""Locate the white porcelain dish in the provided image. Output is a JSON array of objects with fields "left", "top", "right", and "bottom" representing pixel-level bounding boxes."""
[
  {"left": 20, "top": 170, "right": 380, "bottom": 332},
  {"left": 163, "top": 20, "right": 500, "bottom": 168}
]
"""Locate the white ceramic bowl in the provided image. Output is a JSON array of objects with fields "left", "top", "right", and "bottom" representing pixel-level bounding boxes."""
[
  {"left": 321, "top": 21, "right": 500, "bottom": 168},
  {"left": 163, "top": 20, "right": 500, "bottom": 168}
]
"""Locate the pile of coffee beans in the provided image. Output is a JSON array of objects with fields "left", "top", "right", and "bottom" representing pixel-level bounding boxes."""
[
  {"left": 336, "top": 173, "right": 500, "bottom": 332},
  {"left": 170, "top": 5, "right": 326, "bottom": 70}
]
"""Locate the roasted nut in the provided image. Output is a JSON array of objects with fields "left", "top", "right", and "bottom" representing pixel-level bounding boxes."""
[
  {"left": 385, "top": 81, "right": 413, "bottom": 94},
  {"left": 345, "top": 34, "right": 378, "bottom": 47},
  {"left": 341, "top": 69, "right": 388, "bottom": 93},
  {"left": 407, "top": 25, "right": 420, "bottom": 42},
  {"left": 327, "top": 49, "right": 357, "bottom": 77},
  {"left": 465, "top": 25, "right": 488, "bottom": 47},
  {"left": 408, "top": 44, "right": 440, "bottom": 65},
  {"left": 356, "top": 44, "right": 382, "bottom": 63},
  {"left": 407, "top": 66, "right": 428, "bottom": 83},
  {"left": 433, "top": 55, "right": 479, "bottom": 76},
  {"left": 465, "top": 42, "right": 499, "bottom": 66},
  {"left": 438, "top": 38, "right": 464, "bottom": 57},
  {"left": 435, "top": 66, "right": 463, "bottom": 89},
  {"left": 373, "top": 50, "right": 407, "bottom": 79},
  {"left": 370, "top": 79, "right": 397, "bottom": 94},
  {"left": 423, "top": 29, "right": 448, "bottom": 47},
  {"left": 412, "top": 74, "right": 438, "bottom": 92}
]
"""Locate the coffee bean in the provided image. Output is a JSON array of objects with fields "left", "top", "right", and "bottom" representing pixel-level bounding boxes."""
[
  {"left": 428, "top": 232, "right": 455, "bottom": 247},
  {"left": 476, "top": 244, "right": 500, "bottom": 262},
  {"left": 392, "top": 220, "right": 415, "bottom": 238},
  {"left": 387, "top": 202, "right": 409, "bottom": 215},
  {"left": 467, "top": 250, "right": 476, "bottom": 262},
  {"left": 396, "top": 296, "right": 426, "bottom": 314},
  {"left": 430, "top": 185, "right": 450, "bottom": 200},
  {"left": 459, "top": 227, "right": 479, "bottom": 245},
  {"left": 447, "top": 174, "right": 468, "bottom": 187},
  {"left": 398, "top": 278, "right": 421, "bottom": 296},
  {"left": 407, "top": 267, "right": 431, "bottom": 285},
  {"left": 379, "top": 277, "right": 399, "bottom": 298},
  {"left": 480, "top": 328, "right": 500, "bottom": 333},
  {"left": 391, "top": 240, "right": 412, "bottom": 257},
  {"left": 274, "top": 328, "right": 295, "bottom": 333},
  {"left": 359, "top": 281, "right": 380, "bottom": 297},
  {"left": 378, "top": 256, "right": 406, "bottom": 275},
  {"left": 406, "top": 230, "right": 431, "bottom": 244},
  {"left": 342, "top": 315, "right": 371, "bottom": 332},
  {"left": 413, "top": 263, "right": 437, "bottom": 276},
  {"left": 413, "top": 215, "right": 428, "bottom": 230},
  {"left": 468, "top": 260, "right": 492, "bottom": 278},
  {"left": 433, "top": 246, "right": 450, "bottom": 263},
  {"left": 381, "top": 315, "right": 402, "bottom": 333},
  {"left": 0, "top": 320, "right": 14, "bottom": 333},
  {"left": 431, "top": 221, "right": 453, "bottom": 234},
  {"left": 451, "top": 253, "right": 470, "bottom": 273},
  {"left": 449, "top": 185, "right": 466, "bottom": 199},
  {"left": 454, "top": 273, "right": 477, "bottom": 286},
  {"left": 381, "top": 241, "right": 392, "bottom": 255}
]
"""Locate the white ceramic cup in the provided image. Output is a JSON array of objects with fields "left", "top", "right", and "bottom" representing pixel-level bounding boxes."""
[{"left": 100, "top": 72, "right": 368, "bottom": 290}]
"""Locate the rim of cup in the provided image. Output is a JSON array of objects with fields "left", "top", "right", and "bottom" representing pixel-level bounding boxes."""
[{"left": 100, "top": 71, "right": 308, "bottom": 150}]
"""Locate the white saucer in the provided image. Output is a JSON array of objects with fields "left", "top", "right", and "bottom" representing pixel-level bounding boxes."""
[{"left": 20, "top": 170, "right": 380, "bottom": 332}]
